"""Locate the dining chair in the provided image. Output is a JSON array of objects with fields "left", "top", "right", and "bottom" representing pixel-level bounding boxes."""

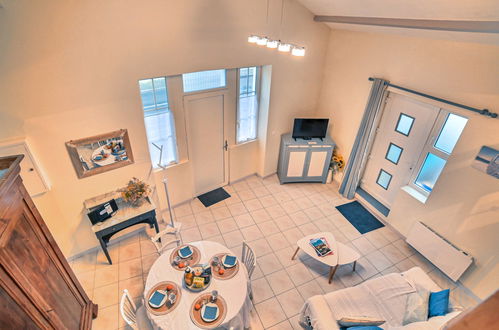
[
  {"left": 241, "top": 241, "right": 256, "bottom": 300},
  {"left": 150, "top": 223, "right": 182, "bottom": 255},
  {"left": 119, "top": 289, "right": 153, "bottom": 330}
]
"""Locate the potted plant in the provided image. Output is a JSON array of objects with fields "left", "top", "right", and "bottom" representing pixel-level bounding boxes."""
[
  {"left": 119, "top": 177, "right": 151, "bottom": 207},
  {"left": 327, "top": 150, "right": 345, "bottom": 183}
]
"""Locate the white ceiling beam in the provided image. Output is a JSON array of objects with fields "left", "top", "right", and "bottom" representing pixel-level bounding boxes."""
[{"left": 314, "top": 16, "right": 499, "bottom": 33}]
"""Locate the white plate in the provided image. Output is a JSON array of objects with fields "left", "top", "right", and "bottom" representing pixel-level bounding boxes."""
[
  {"left": 148, "top": 290, "right": 167, "bottom": 309},
  {"left": 178, "top": 245, "right": 193, "bottom": 259},
  {"left": 201, "top": 303, "right": 219, "bottom": 323},
  {"left": 222, "top": 254, "right": 238, "bottom": 268}
]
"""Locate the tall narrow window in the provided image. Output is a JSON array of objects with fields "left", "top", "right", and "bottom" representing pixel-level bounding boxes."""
[
  {"left": 139, "top": 77, "right": 178, "bottom": 168},
  {"left": 410, "top": 111, "right": 467, "bottom": 195},
  {"left": 237, "top": 67, "right": 259, "bottom": 143}
]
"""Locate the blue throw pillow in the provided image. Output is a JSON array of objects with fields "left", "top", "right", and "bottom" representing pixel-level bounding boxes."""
[
  {"left": 428, "top": 289, "right": 450, "bottom": 317},
  {"left": 346, "top": 327, "right": 383, "bottom": 330}
]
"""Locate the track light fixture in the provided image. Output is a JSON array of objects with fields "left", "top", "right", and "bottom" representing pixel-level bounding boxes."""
[{"left": 247, "top": 35, "right": 305, "bottom": 57}]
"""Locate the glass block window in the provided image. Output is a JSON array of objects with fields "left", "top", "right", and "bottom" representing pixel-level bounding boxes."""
[
  {"left": 139, "top": 77, "right": 178, "bottom": 167},
  {"left": 376, "top": 169, "right": 392, "bottom": 190},
  {"left": 237, "top": 67, "right": 259, "bottom": 143},
  {"left": 414, "top": 153, "right": 447, "bottom": 192},
  {"left": 182, "top": 69, "right": 226, "bottom": 93},
  {"left": 385, "top": 143, "right": 403, "bottom": 164},
  {"left": 395, "top": 113, "right": 415, "bottom": 136},
  {"left": 434, "top": 113, "right": 468, "bottom": 154}
]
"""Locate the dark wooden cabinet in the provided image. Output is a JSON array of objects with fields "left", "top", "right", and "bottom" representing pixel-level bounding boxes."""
[{"left": 0, "top": 155, "right": 97, "bottom": 329}]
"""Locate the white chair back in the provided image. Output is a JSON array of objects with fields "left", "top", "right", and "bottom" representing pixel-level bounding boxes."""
[
  {"left": 242, "top": 241, "right": 256, "bottom": 278},
  {"left": 120, "top": 289, "right": 138, "bottom": 329},
  {"left": 150, "top": 223, "right": 182, "bottom": 255}
]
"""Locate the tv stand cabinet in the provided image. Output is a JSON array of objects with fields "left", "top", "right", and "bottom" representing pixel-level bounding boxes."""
[{"left": 277, "top": 133, "right": 335, "bottom": 184}]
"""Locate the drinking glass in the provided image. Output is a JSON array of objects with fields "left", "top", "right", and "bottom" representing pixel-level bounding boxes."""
[
  {"left": 210, "top": 290, "right": 218, "bottom": 303},
  {"left": 212, "top": 256, "right": 220, "bottom": 268},
  {"left": 173, "top": 256, "right": 181, "bottom": 265},
  {"left": 169, "top": 293, "right": 176, "bottom": 305}
]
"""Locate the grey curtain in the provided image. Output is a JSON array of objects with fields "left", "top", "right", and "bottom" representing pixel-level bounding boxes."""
[{"left": 339, "top": 78, "right": 389, "bottom": 199}]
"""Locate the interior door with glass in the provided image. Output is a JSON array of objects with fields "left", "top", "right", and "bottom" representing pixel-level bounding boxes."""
[
  {"left": 360, "top": 93, "right": 439, "bottom": 207},
  {"left": 184, "top": 92, "right": 229, "bottom": 195}
]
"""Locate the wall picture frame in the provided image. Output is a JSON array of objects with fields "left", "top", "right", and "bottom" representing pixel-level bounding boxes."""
[{"left": 66, "top": 129, "right": 134, "bottom": 179}]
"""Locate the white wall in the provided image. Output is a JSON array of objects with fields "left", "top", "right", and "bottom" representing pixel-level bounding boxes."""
[
  {"left": 316, "top": 29, "right": 499, "bottom": 299},
  {"left": 0, "top": 0, "right": 329, "bottom": 257}
]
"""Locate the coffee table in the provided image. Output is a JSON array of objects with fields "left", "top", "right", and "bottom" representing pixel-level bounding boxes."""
[{"left": 292, "top": 232, "right": 360, "bottom": 283}]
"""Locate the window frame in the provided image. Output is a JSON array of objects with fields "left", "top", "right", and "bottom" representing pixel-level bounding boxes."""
[
  {"left": 139, "top": 76, "right": 179, "bottom": 169},
  {"left": 181, "top": 69, "right": 228, "bottom": 95},
  {"left": 407, "top": 110, "right": 466, "bottom": 197},
  {"left": 236, "top": 66, "right": 261, "bottom": 144}
]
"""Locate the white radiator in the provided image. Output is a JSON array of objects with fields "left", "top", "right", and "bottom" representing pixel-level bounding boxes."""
[{"left": 406, "top": 221, "right": 473, "bottom": 281}]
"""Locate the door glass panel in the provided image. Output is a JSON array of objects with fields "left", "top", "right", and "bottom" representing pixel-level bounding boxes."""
[
  {"left": 395, "top": 113, "right": 415, "bottom": 136},
  {"left": 415, "top": 153, "right": 447, "bottom": 192},
  {"left": 376, "top": 169, "right": 392, "bottom": 190},
  {"left": 182, "top": 69, "right": 226, "bottom": 93},
  {"left": 434, "top": 113, "right": 468, "bottom": 154},
  {"left": 385, "top": 143, "right": 403, "bottom": 164}
]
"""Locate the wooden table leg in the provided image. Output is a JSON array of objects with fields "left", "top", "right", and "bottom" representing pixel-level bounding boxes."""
[
  {"left": 328, "top": 265, "right": 339, "bottom": 284},
  {"left": 353, "top": 260, "right": 357, "bottom": 271},
  {"left": 291, "top": 247, "right": 300, "bottom": 260}
]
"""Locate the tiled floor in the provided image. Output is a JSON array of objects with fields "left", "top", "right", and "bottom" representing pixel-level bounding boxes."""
[{"left": 70, "top": 174, "right": 459, "bottom": 330}]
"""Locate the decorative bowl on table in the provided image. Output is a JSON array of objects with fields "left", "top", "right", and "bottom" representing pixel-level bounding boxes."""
[{"left": 183, "top": 264, "right": 212, "bottom": 292}]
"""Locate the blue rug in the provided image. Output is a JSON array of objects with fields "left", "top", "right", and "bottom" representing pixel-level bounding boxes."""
[
  {"left": 197, "top": 187, "right": 231, "bottom": 207},
  {"left": 335, "top": 201, "right": 384, "bottom": 234}
]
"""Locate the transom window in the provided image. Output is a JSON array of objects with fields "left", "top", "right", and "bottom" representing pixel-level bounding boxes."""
[
  {"left": 182, "top": 69, "right": 226, "bottom": 93},
  {"left": 237, "top": 67, "right": 260, "bottom": 144},
  {"left": 139, "top": 77, "right": 178, "bottom": 168}
]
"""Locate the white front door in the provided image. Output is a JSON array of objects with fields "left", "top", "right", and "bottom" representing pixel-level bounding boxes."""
[
  {"left": 184, "top": 92, "right": 228, "bottom": 195},
  {"left": 361, "top": 92, "right": 439, "bottom": 207}
]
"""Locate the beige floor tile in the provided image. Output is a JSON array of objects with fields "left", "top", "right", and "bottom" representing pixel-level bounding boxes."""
[
  {"left": 338, "top": 224, "right": 362, "bottom": 240},
  {"left": 289, "top": 314, "right": 304, "bottom": 330},
  {"left": 396, "top": 257, "right": 417, "bottom": 272},
  {"left": 217, "top": 217, "right": 239, "bottom": 234},
  {"left": 249, "top": 238, "right": 272, "bottom": 257},
  {"left": 174, "top": 203, "right": 193, "bottom": 218},
  {"left": 250, "top": 208, "right": 273, "bottom": 223},
  {"left": 251, "top": 277, "right": 274, "bottom": 303},
  {"left": 298, "top": 222, "right": 320, "bottom": 236},
  {"left": 286, "top": 263, "right": 314, "bottom": 286},
  {"left": 301, "top": 257, "right": 330, "bottom": 277},
  {"left": 265, "top": 204, "right": 287, "bottom": 219},
  {"left": 302, "top": 207, "right": 325, "bottom": 221},
  {"left": 92, "top": 303, "right": 119, "bottom": 330},
  {"left": 328, "top": 213, "right": 352, "bottom": 228},
  {"left": 336, "top": 265, "right": 364, "bottom": 287},
  {"left": 266, "top": 269, "right": 294, "bottom": 295},
  {"left": 119, "top": 275, "right": 145, "bottom": 299},
  {"left": 273, "top": 215, "right": 295, "bottom": 231},
  {"left": 94, "top": 264, "right": 119, "bottom": 288},
  {"left": 289, "top": 211, "right": 310, "bottom": 226},
  {"left": 72, "top": 251, "right": 97, "bottom": 274},
  {"left": 258, "top": 195, "right": 278, "bottom": 208},
  {"left": 119, "top": 257, "right": 142, "bottom": 280},
  {"left": 180, "top": 226, "right": 202, "bottom": 243},
  {"left": 281, "top": 200, "right": 302, "bottom": 214},
  {"left": 139, "top": 239, "right": 157, "bottom": 257},
  {"left": 231, "top": 181, "right": 250, "bottom": 192},
  {"left": 249, "top": 305, "right": 265, "bottom": 330},
  {"left": 176, "top": 214, "right": 198, "bottom": 229},
  {"left": 351, "top": 236, "right": 377, "bottom": 255},
  {"left": 256, "top": 220, "right": 280, "bottom": 236},
  {"left": 380, "top": 243, "right": 406, "bottom": 264},
  {"left": 354, "top": 257, "right": 379, "bottom": 280},
  {"left": 258, "top": 253, "right": 283, "bottom": 275},
  {"left": 96, "top": 245, "right": 120, "bottom": 268},
  {"left": 378, "top": 226, "right": 401, "bottom": 242},
  {"left": 119, "top": 242, "right": 141, "bottom": 262},
  {"left": 243, "top": 198, "right": 264, "bottom": 212},
  {"left": 255, "top": 297, "right": 287, "bottom": 328},
  {"left": 76, "top": 270, "right": 96, "bottom": 293},
  {"left": 206, "top": 234, "right": 227, "bottom": 247},
  {"left": 381, "top": 266, "right": 400, "bottom": 275},
  {"left": 199, "top": 222, "right": 221, "bottom": 239},
  {"left": 409, "top": 252, "right": 436, "bottom": 273},
  {"left": 297, "top": 279, "right": 324, "bottom": 301},
  {"left": 364, "top": 229, "right": 391, "bottom": 249},
  {"left": 234, "top": 213, "right": 256, "bottom": 228},
  {"left": 315, "top": 274, "right": 346, "bottom": 293},
  {"left": 366, "top": 250, "right": 393, "bottom": 272},
  {"left": 392, "top": 239, "right": 416, "bottom": 257},
  {"left": 194, "top": 210, "right": 215, "bottom": 224},
  {"left": 141, "top": 253, "right": 158, "bottom": 274},
  {"left": 211, "top": 206, "right": 232, "bottom": 220},
  {"left": 227, "top": 202, "right": 248, "bottom": 216},
  {"left": 276, "top": 288, "right": 305, "bottom": 318},
  {"left": 282, "top": 227, "right": 304, "bottom": 245},
  {"left": 222, "top": 229, "right": 245, "bottom": 248},
  {"left": 273, "top": 191, "right": 293, "bottom": 203},
  {"left": 274, "top": 245, "right": 299, "bottom": 267},
  {"left": 251, "top": 185, "right": 271, "bottom": 197},
  {"left": 93, "top": 282, "right": 119, "bottom": 308},
  {"left": 294, "top": 197, "right": 314, "bottom": 210},
  {"left": 238, "top": 189, "right": 257, "bottom": 201},
  {"left": 241, "top": 224, "right": 264, "bottom": 241},
  {"left": 268, "top": 320, "right": 293, "bottom": 330}
]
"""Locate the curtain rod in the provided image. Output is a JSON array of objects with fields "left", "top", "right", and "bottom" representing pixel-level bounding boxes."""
[{"left": 368, "top": 77, "right": 497, "bottom": 118}]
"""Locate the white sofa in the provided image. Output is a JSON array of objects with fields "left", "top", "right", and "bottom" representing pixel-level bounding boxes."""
[{"left": 299, "top": 267, "right": 461, "bottom": 330}]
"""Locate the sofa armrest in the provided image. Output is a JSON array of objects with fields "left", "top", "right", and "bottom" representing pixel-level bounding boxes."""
[{"left": 300, "top": 295, "right": 339, "bottom": 330}]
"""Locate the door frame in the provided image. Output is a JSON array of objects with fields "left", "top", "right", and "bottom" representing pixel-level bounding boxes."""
[{"left": 183, "top": 90, "right": 230, "bottom": 195}]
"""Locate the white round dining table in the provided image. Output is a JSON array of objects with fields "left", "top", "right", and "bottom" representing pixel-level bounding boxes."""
[{"left": 144, "top": 241, "right": 252, "bottom": 330}]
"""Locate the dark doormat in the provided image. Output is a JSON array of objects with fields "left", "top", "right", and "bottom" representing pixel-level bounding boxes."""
[
  {"left": 197, "top": 187, "right": 231, "bottom": 208},
  {"left": 335, "top": 201, "right": 384, "bottom": 234}
]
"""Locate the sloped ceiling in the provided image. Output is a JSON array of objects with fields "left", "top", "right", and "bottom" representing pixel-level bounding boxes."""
[{"left": 296, "top": 0, "right": 499, "bottom": 44}]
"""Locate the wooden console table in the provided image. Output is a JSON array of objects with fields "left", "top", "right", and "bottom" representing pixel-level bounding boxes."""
[{"left": 84, "top": 191, "right": 159, "bottom": 264}]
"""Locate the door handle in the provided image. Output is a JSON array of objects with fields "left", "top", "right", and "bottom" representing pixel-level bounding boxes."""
[{"left": 224, "top": 141, "right": 228, "bottom": 151}]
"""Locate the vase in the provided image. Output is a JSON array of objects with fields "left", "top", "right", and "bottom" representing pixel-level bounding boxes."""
[{"left": 129, "top": 198, "right": 146, "bottom": 207}]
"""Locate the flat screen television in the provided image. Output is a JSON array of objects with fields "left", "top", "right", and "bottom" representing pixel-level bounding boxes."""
[{"left": 292, "top": 118, "right": 329, "bottom": 140}]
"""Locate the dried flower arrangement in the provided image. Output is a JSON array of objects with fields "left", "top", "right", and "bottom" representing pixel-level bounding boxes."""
[
  {"left": 119, "top": 177, "right": 151, "bottom": 206},
  {"left": 330, "top": 149, "right": 345, "bottom": 174}
]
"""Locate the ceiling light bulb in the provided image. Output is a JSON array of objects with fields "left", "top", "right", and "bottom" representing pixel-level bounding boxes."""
[
  {"left": 291, "top": 46, "right": 306, "bottom": 56},
  {"left": 266, "top": 39, "right": 279, "bottom": 48},
  {"left": 248, "top": 35, "right": 259, "bottom": 44},
  {"left": 256, "top": 37, "right": 268, "bottom": 46},
  {"left": 278, "top": 42, "right": 291, "bottom": 52}
]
